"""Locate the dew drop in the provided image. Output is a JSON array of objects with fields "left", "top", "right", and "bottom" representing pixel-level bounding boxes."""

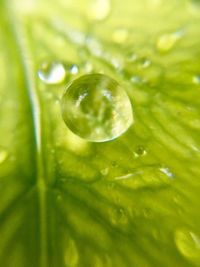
[
  {"left": 100, "top": 167, "right": 109, "bottom": 176},
  {"left": 112, "top": 28, "right": 129, "bottom": 44},
  {"left": 110, "top": 207, "right": 128, "bottom": 225},
  {"left": 156, "top": 31, "right": 182, "bottom": 52},
  {"left": 38, "top": 61, "right": 66, "bottom": 84},
  {"left": 138, "top": 58, "right": 151, "bottom": 69},
  {"left": 130, "top": 75, "right": 144, "bottom": 84},
  {"left": 69, "top": 64, "right": 79, "bottom": 75},
  {"left": 0, "top": 149, "right": 8, "bottom": 164},
  {"left": 175, "top": 228, "right": 200, "bottom": 261},
  {"left": 64, "top": 239, "right": 79, "bottom": 267},
  {"left": 61, "top": 74, "right": 133, "bottom": 142},
  {"left": 82, "top": 62, "right": 93, "bottom": 73},
  {"left": 134, "top": 145, "right": 147, "bottom": 157},
  {"left": 88, "top": 0, "right": 111, "bottom": 21},
  {"left": 126, "top": 52, "right": 138, "bottom": 62}
]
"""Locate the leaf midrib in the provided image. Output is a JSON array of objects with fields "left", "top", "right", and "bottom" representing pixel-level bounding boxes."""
[{"left": 3, "top": 2, "right": 48, "bottom": 267}]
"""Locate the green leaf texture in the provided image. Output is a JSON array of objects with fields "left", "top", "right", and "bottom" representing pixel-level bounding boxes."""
[{"left": 0, "top": 0, "right": 200, "bottom": 266}]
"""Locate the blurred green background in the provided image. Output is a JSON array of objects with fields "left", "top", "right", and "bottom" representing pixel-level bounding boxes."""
[{"left": 0, "top": 0, "right": 200, "bottom": 266}]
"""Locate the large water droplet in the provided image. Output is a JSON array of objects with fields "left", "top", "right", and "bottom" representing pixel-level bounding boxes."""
[
  {"left": 38, "top": 61, "right": 66, "bottom": 84},
  {"left": 175, "top": 228, "right": 200, "bottom": 261},
  {"left": 88, "top": 0, "right": 111, "bottom": 21},
  {"left": 61, "top": 74, "right": 133, "bottom": 142},
  {"left": 0, "top": 149, "right": 8, "bottom": 164}
]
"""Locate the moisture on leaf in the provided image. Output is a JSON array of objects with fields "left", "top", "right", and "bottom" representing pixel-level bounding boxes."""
[{"left": 0, "top": 0, "right": 200, "bottom": 267}]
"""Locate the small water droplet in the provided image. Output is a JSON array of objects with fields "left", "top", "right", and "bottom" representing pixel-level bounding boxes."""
[
  {"left": 64, "top": 239, "right": 79, "bottom": 267},
  {"left": 69, "top": 64, "right": 79, "bottom": 75},
  {"left": 126, "top": 52, "right": 138, "bottom": 62},
  {"left": 130, "top": 75, "right": 144, "bottom": 84},
  {"left": 138, "top": 58, "right": 151, "bottom": 69},
  {"left": 0, "top": 149, "right": 8, "bottom": 164},
  {"left": 156, "top": 30, "right": 183, "bottom": 52},
  {"left": 112, "top": 28, "right": 129, "bottom": 44},
  {"left": 193, "top": 75, "right": 200, "bottom": 85},
  {"left": 82, "top": 62, "right": 93, "bottom": 73},
  {"left": 100, "top": 167, "right": 109, "bottom": 176},
  {"left": 61, "top": 74, "right": 133, "bottom": 142},
  {"left": 38, "top": 61, "right": 66, "bottom": 84},
  {"left": 110, "top": 207, "right": 128, "bottom": 225},
  {"left": 88, "top": 0, "right": 111, "bottom": 21},
  {"left": 57, "top": 194, "right": 62, "bottom": 201},
  {"left": 134, "top": 145, "right": 147, "bottom": 157},
  {"left": 175, "top": 228, "right": 200, "bottom": 261}
]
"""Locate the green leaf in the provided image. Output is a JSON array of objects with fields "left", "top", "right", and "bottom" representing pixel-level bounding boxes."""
[{"left": 0, "top": 0, "right": 200, "bottom": 266}]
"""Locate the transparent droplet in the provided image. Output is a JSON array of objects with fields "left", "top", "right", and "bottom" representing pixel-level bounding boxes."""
[
  {"left": 69, "top": 64, "right": 79, "bottom": 75},
  {"left": 175, "top": 229, "right": 200, "bottom": 261},
  {"left": 126, "top": 52, "right": 138, "bottom": 62},
  {"left": 156, "top": 31, "right": 183, "bottom": 52},
  {"left": 0, "top": 149, "right": 8, "bottom": 164},
  {"left": 114, "top": 165, "right": 173, "bottom": 189},
  {"left": 138, "top": 58, "right": 152, "bottom": 69},
  {"left": 61, "top": 74, "right": 133, "bottom": 142},
  {"left": 64, "top": 239, "right": 79, "bottom": 267},
  {"left": 130, "top": 75, "right": 144, "bottom": 84},
  {"left": 134, "top": 145, "right": 147, "bottom": 157},
  {"left": 110, "top": 207, "right": 128, "bottom": 225},
  {"left": 82, "top": 62, "right": 93, "bottom": 73},
  {"left": 112, "top": 28, "right": 129, "bottom": 44},
  {"left": 38, "top": 61, "right": 66, "bottom": 84},
  {"left": 100, "top": 167, "right": 109, "bottom": 176},
  {"left": 193, "top": 75, "right": 200, "bottom": 85},
  {"left": 88, "top": 0, "right": 111, "bottom": 21}
]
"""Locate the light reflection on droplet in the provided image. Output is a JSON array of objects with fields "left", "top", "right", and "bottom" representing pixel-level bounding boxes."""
[
  {"left": 159, "top": 167, "right": 174, "bottom": 178},
  {"left": 134, "top": 145, "right": 147, "bottom": 157},
  {"left": 69, "top": 64, "right": 79, "bottom": 75},
  {"left": 175, "top": 228, "right": 200, "bottom": 262}
]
